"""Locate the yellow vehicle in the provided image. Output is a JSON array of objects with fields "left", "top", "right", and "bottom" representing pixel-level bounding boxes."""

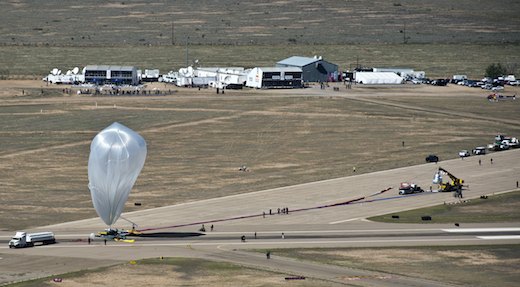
[{"left": 433, "top": 167, "right": 464, "bottom": 197}]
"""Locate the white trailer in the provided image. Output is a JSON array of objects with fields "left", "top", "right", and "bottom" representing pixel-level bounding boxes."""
[{"left": 9, "top": 231, "right": 56, "bottom": 248}]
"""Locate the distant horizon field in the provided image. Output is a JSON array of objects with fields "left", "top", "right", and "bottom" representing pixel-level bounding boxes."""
[
  {"left": 1, "top": 43, "right": 519, "bottom": 79},
  {"left": 2, "top": 1, "right": 519, "bottom": 46}
]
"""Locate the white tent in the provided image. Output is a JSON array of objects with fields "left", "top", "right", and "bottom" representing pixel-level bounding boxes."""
[{"left": 354, "top": 72, "right": 404, "bottom": 84}]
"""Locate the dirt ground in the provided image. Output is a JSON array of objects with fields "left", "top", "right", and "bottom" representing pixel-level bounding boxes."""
[{"left": 1, "top": 80, "right": 519, "bottom": 230}]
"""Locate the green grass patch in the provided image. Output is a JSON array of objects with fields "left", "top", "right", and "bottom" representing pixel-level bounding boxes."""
[{"left": 369, "top": 190, "right": 520, "bottom": 223}]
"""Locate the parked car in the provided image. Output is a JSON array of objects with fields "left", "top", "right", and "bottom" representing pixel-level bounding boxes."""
[
  {"left": 482, "top": 83, "right": 493, "bottom": 90},
  {"left": 458, "top": 150, "right": 470, "bottom": 157},
  {"left": 431, "top": 79, "right": 448, "bottom": 86},
  {"left": 425, "top": 154, "right": 439, "bottom": 163},
  {"left": 464, "top": 80, "right": 481, "bottom": 87},
  {"left": 472, "top": 147, "right": 487, "bottom": 155}
]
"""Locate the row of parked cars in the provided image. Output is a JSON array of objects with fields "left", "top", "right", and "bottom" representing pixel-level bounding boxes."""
[
  {"left": 457, "top": 135, "right": 518, "bottom": 159},
  {"left": 427, "top": 146, "right": 487, "bottom": 163},
  {"left": 454, "top": 76, "right": 518, "bottom": 91}
]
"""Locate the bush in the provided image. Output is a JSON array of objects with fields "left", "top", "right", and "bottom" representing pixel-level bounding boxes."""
[{"left": 485, "top": 63, "right": 507, "bottom": 79}]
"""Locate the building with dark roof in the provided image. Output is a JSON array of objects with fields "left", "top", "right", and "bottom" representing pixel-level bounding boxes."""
[
  {"left": 83, "top": 65, "right": 138, "bottom": 85},
  {"left": 276, "top": 56, "right": 338, "bottom": 82}
]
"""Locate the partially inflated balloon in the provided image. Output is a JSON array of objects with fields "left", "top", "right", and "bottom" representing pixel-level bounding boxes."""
[{"left": 88, "top": 122, "right": 147, "bottom": 226}]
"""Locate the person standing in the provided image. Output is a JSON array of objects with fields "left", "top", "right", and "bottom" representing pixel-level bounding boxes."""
[{"left": 281, "top": 232, "right": 285, "bottom": 239}]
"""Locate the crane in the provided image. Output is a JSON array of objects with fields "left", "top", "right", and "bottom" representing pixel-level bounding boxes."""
[{"left": 433, "top": 167, "right": 464, "bottom": 197}]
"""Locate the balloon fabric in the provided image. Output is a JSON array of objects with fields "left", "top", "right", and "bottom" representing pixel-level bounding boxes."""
[{"left": 88, "top": 122, "right": 147, "bottom": 227}]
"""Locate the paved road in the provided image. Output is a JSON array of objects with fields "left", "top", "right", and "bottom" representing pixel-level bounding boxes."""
[
  {"left": 1, "top": 226, "right": 518, "bottom": 286},
  {"left": 1, "top": 149, "right": 519, "bottom": 286}
]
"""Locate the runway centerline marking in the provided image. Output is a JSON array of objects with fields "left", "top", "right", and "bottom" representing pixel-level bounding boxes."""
[
  {"left": 442, "top": 228, "right": 520, "bottom": 233},
  {"left": 477, "top": 235, "right": 520, "bottom": 240},
  {"left": 329, "top": 217, "right": 362, "bottom": 224}
]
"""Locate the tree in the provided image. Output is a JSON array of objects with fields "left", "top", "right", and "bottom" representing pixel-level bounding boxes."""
[{"left": 485, "top": 63, "right": 507, "bottom": 79}]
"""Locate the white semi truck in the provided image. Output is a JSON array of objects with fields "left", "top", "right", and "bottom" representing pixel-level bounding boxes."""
[{"left": 9, "top": 231, "right": 56, "bottom": 248}]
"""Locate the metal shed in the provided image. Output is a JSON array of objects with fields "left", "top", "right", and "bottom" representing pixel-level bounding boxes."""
[{"left": 276, "top": 56, "right": 338, "bottom": 82}]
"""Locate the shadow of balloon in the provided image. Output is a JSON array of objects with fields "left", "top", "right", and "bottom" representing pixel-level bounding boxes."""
[{"left": 130, "top": 232, "right": 205, "bottom": 238}]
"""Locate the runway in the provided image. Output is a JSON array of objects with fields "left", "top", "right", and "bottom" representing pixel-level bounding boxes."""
[{"left": 1, "top": 149, "right": 519, "bottom": 286}]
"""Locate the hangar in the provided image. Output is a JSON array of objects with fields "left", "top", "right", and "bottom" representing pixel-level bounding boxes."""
[
  {"left": 246, "top": 67, "right": 303, "bottom": 89},
  {"left": 276, "top": 56, "right": 338, "bottom": 82},
  {"left": 83, "top": 65, "right": 139, "bottom": 85}
]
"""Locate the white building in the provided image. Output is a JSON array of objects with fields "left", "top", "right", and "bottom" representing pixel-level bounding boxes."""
[
  {"left": 246, "top": 67, "right": 303, "bottom": 89},
  {"left": 174, "top": 66, "right": 249, "bottom": 88},
  {"left": 354, "top": 72, "right": 404, "bottom": 84}
]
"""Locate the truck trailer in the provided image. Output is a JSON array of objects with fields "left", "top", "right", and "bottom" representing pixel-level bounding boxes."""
[{"left": 9, "top": 231, "right": 56, "bottom": 248}]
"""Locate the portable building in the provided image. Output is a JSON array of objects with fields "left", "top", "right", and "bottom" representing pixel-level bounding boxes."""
[
  {"left": 83, "top": 65, "right": 138, "bottom": 85},
  {"left": 246, "top": 67, "right": 303, "bottom": 89},
  {"left": 276, "top": 56, "right": 338, "bottom": 82},
  {"left": 139, "top": 69, "right": 160, "bottom": 82}
]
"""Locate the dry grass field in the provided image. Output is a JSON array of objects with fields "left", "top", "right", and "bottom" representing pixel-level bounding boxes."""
[
  {"left": 2, "top": 44, "right": 519, "bottom": 79},
  {"left": 1, "top": 0, "right": 519, "bottom": 78},
  {"left": 6, "top": 245, "right": 519, "bottom": 287},
  {"left": 1, "top": 82, "right": 519, "bottom": 231},
  {"left": 6, "top": 258, "right": 337, "bottom": 287},
  {"left": 269, "top": 245, "right": 520, "bottom": 287},
  {"left": 2, "top": 0, "right": 519, "bottom": 46}
]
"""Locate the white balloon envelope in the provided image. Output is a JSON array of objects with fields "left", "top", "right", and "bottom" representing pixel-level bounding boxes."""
[{"left": 88, "top": 122, "right": 147, "bottom": 227}]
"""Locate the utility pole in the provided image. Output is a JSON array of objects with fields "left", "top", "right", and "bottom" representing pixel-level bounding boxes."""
[
  {"left": 403, "top": 23, "right": 406, "bottom": 44},
  {"left": 401, "top": 23, "right": 410, "bottom": 44},
  {"left": 172, "top": 21, "right": 175, "bottom": 45},
  {"left": 185, "top": 35, "right": 189, "bottom": 67}
]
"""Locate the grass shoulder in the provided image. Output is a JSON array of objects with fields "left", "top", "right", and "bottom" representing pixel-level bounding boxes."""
[{"left": 369, "top": 190, "right": 520, "bottom": 223}]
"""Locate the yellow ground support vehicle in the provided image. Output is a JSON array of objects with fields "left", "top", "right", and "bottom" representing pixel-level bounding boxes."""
[{"left": 433, "top": 167, "right": 464, "bottom": 197}]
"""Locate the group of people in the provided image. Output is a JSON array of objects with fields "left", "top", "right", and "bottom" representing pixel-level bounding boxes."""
[
  {"left": 199, "top": 224, "right": 214, "bottom": 232},
  {"left": 263, "top": 207, "right": 290, "bottom": 217}
]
